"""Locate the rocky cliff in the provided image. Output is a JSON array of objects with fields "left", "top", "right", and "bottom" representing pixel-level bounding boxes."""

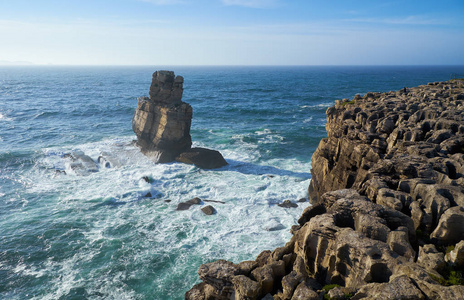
[
  {"left": 186, "top": 80, "right": 464, "bottom": 299},
  {"left": 133, "top": 71, "right": 227, "bottom": 168}
]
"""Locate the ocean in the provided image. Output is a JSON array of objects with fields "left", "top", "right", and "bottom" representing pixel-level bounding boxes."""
[{"left": 1, "top": 65, "right": 463, "bottom": 299}]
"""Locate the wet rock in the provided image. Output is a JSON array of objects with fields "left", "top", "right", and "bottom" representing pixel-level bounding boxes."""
[
  {"left": 176, "top": 147, "right": 227, "bottom": 169},
  {"left": 54, "top": 169, "right": 66, "bottom": 176},
  {"left": 141, "top": 176, "right": 151, "bottom": 183},
  {"left": 201, "top": 205, "right": 216, "bottom": 215},
  {"left": 176, "top": 202, "right": 192, "bottom": 211},
  {"left": 68, "top": 151, "right": 99, "bottom": 175},
  {"left": 278, "top": 200, "right": 298, "bottom": 208},
  {"left": 204, "top": 199, "right": 226, "bottom": 204},
  {"left": 188, "top": 197, "right": 202, "bottom": 204},
  {"left": 176, "top": 197, "right": 202, "bottom": 211},
  {"left": 98, "top": 151, "right": 122, "bottom": 168}
]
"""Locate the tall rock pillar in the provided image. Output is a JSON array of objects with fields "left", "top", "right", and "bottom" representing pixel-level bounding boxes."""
[{"left": 132, "top": 70, "right": 193, "bottom": 163}]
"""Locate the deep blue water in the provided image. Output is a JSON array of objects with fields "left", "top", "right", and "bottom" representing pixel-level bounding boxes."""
[{"left": 1, "top": 65, "right": 463, "bottom": 299}]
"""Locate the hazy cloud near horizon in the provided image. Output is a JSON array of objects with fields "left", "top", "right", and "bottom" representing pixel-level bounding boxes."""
[{"left": 0, "top": 0, "right": 463, "bottom": 65}]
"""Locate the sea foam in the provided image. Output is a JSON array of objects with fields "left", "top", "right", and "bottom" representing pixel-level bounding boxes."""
[{"left": 16, "top": 135, "right": 311, "bottom": 298}]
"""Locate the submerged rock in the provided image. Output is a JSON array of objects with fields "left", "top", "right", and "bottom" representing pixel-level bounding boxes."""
[
  {"left": 278, "top": 200, "right": 298, "bottom": 208},
  {"left": 176, "top": 197, "right": 202, "bottom": 211},
  {"left": 67, "top": 151, "right": 99, "bottom": 175}
]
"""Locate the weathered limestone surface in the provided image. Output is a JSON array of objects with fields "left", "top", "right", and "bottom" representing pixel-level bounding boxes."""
[
  {"left": 133, "top": 71, "right": 227, "bottom": 168},
  {"left": 186, "top": 80, "right": 464, "bottom": 299}
]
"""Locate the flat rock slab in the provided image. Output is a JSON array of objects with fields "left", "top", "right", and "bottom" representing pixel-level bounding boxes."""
[
  {"left": 278, "top": 200, "right": 298, "bottom": 208},
  {"left": 176, "top": 147, "right": 228, "bottom": 169}
]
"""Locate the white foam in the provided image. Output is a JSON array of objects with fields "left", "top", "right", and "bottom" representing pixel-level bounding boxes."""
[
  {"left": 303, "top": 116, "right": 313, "bottom": 123},
  {"left": 299, "top": 103, "right": 332, "bottom": 109},
  {"left": 19, "top": 135, "right": 312, "bottom": 298},
  {"left": 0, "top": 111, "right": 13, "bottom": 121}
]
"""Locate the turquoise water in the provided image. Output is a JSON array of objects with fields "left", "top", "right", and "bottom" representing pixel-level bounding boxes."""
[{"left": 1, "top": 66, "right": 463, "bottom": 299}]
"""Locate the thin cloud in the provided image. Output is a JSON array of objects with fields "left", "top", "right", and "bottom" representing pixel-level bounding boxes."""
[
  {"left": 139, "top": 0, "right": 187, "bottom": 5},
  {"left": 221, "top": 0, "right": 278, "bottom": 8},
  {"left": 345, "top": 15, "right": 447, "bottom": 26}
]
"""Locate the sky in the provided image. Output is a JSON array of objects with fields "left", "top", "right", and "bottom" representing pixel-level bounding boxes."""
[{"left": 0, "top": 0, "right": 463, "bottom": 65}]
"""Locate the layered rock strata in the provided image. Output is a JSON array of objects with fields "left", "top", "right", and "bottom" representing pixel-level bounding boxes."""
[
  {"left": 133, "top": 70, "right": 192, "bottom": 163},
  {"left": 186, "top": 80, "right": 464, "bottom": 299},
  {"left": 133, "top": 71, "right": 227, "bottom": 168}
]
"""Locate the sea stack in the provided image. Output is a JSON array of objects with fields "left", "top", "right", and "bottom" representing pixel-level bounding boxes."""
[
  {"left": 133, "top": 70, "right": 227, "bottom": 168},
  {"left": 132, "top": 71, "right": 192, "bottom": 163}
]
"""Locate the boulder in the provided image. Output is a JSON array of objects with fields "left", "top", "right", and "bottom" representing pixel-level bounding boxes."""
[
  {"left": 417, "top": 244, "right": 446, "bottom": 272},
  {"left": 291, "top": 280, "right": 319, "bottom": 300},
  {"left": 352, "top": 275, "right": 426, "bottom": 299},
  {"left": 197, "top": 260, "right": 238, "bottom": 297},
  {"left": 231, "top": 275, "right": 261, "bottom": 300},
  {"left": 250, "top": 265, "right": 274, "bottom": 296},
  {"left": 278, "top": 200, "right": 298, "bottom": 208},
  {"left": 449, "top": 240, "right": 464, "bottom": 267},
  {"left": 176, "top": 197, "right": 202, "bottom": 211},
  {"left": 176, "top": 147, "right": 228, "bottom": 169},
  {"left": 431, "top": 206, "right": 464, "bottom": 244},
  {"left": 387, "top": 226, "right": 416, "bottom": 261},
  {"left": 201, "top": 205, "right": 216, "bottom": 215}
]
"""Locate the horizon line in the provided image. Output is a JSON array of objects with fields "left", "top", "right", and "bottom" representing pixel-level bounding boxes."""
[{"left": 1, "top": 63, "right": 464, "bottom": 67}]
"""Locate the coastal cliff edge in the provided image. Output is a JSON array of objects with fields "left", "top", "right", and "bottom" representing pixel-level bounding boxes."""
[{"left": 186, "top": 80, "right": 464, "bottom": 299}]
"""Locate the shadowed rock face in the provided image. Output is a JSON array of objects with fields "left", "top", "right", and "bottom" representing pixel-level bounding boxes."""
[{"left": 185, "top": 80, "right": 464, "bottom": 299}]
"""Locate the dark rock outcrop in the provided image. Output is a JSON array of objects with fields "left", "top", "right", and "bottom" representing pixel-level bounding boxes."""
[
  {"left": 186, "top": 80, "right": 464, "bottom": 299},
  {"left": 133, "top": 70, "right": 227, "bottom": 168},
  {"left": 201, "top": 205, "right": 216, "bottom": 215},
  {"left": 176, "top": 147, "right": 228, "bottom": 169}
]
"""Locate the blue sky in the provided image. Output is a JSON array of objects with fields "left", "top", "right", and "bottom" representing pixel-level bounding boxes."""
[{"left": 0, "top": 0, "right": 463, "bottom": 65}]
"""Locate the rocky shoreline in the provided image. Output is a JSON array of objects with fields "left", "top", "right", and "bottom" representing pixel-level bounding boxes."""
[{"left": 185, "top": 80, "right": 464, "bottom": 299}]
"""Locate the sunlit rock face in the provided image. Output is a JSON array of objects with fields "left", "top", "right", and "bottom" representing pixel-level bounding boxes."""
[
  {"left": 132, "top": 70, "right": 192, "bottom": 163},
  {"left": 133, "top": 70, "right": 227, "bottom": 169}
]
